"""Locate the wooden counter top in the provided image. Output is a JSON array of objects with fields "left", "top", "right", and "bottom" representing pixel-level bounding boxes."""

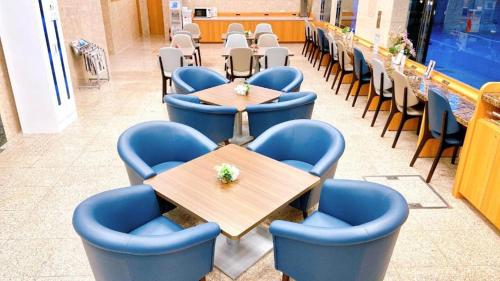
[
  {"left": 327, "top": 28, "right": 475, "bottom": 126},
  {"left": 193, "top": 16, "right": 307, "bottom": 21},
  {"left": 482, "top": 92, "right": 500, "bottom": 108}
]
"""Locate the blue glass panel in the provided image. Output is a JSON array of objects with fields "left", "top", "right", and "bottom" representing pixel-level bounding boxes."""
[{"left": 425, "top": 0, "right": 500, "bottom": 89}]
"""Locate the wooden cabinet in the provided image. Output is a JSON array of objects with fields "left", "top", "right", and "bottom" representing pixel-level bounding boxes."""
[
  {"left": 193, "top": 17, "right": 306, "bottom": 43},
  {"left": 454, "top": 84, "right": 500, "bottom": 229}
]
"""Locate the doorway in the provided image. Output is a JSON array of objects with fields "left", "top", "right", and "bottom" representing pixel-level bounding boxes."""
[{"left": 147, "top": 0, "right": 164, "bottom": 36}]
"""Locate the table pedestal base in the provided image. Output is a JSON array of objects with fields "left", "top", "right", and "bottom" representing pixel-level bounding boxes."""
[
  {"left": 229, "top": 112, "right": 253, "bottom": 145},
  {"left": 214, "top": 227, "right": 273, "bottom": 280}
]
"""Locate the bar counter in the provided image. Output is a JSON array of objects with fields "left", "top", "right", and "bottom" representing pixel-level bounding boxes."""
[
  {"left": 193, "top": 13, "right": 307, "bottom": 43},
  {"left": 314, "top": 22, "right": 499, "bottom": 229}
]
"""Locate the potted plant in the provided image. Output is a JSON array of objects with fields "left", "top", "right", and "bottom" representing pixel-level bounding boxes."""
[
  {"left": 388, "top": 31, "right": 416, "bottom": 65},
  {"left": 215, "top": 163, "right": 240, "bottom": 184}
]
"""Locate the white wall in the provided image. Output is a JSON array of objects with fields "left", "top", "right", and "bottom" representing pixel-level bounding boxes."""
[{"left": 355, "top": 0, "right": 410, "bottom": 47}]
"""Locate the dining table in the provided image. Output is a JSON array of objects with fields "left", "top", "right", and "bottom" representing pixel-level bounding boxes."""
[
  {"left": 145, "top": 144, "right": 321, "bottom": 279},
  {"left": 191, "top": 82, "right": 282, "bottom": 144}
]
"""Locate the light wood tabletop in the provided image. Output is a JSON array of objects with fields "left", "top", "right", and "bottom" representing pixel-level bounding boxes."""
[
  {"left": 222, "top": 47, "right": 294, "bottom": 58},
  {"left": 145, "top": 144, "right": 321, "bottom": 239},
  {"left": 192, "top": 82, "right": 282, "bottom": 112}
]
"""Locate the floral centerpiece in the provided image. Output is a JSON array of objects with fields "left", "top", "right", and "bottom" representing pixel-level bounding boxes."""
[
  {"left": 388, "top": 31, "right": 416, "bottom": 57},
  {"left": 215, "top": 163, "right": 240, "bottom": 184},
  {"left": 234, "top": 83, "right": 250, "bottom": 96},
  {"left": 341, "top": 26, "right": 351, "bottom": 34}
]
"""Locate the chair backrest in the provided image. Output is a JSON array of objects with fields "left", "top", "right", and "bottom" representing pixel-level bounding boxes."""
[
  {"left": 246, "top": 92, "right": 317, "bottom": 137},
  {"left": 336, "top": 41, "right": 352, "bottom": 68},
  {"left": 183, "top": 23, "right": 201, "bottom": 37},
  {"left": 264, "top": 47, "right": 289, "bottom": 69},
  {"left": 316, "top": 28, "right": 329, "bottom": 51},
  {"left": 246, "top": 66, "right": 303, "bottom": 92},
  {"left": 257, "top": 33, "right": 279, "bottom": 47},
  {"left": 117, "top": 121, "right": 217, "bottom": 183},
  {"left": 227, "top": 23, "right": 244, "bottom": 33},
  {"left": 353, "top": 47, "right": 370, "bottom": 78},
  {"left": 391, "top": 69, "right": 420, "bottom": 110},
  {"left": 73, "top": 184, "right": 221, "bottom": 281},
  {"left": 255, "top": 31, "right": 273, "bottom": 41},
  {"left": 165, "top": 95, "right": 238, "bottom": 143},
  {"left": 172, "top": 66, "right": 229, "bottom": 94},
  {"left": 255, "top": 23, "right": 272, "bottom": 34},
  {"left": 269, "top": 179, "right": 408, "bottom": 281},
  {"left": 225, "top": 33, "right": 249, "bottom": 48},
  {"left": 171, "top": 34, "right": 194, "bottom": 49},
  {"left": 248, "top": 119, "right": 345, "bottom": 179},
  {"left": 159, "top": 47, "right": 184, "bottom": 75},
  {"left": 371, "top": 58, "right": 393, "bottom": 95},
  {"left": 427, "top": 89, "right": 461, "bottom": 136},
  {"left": 326, "top": 33, "right": 338, "bottom": 59},
  {"left": 304, "top": 19, "right": 312, "bottom": 38},
  {"left": 229, "top": 47, "right": 253, "bottom": 73}
]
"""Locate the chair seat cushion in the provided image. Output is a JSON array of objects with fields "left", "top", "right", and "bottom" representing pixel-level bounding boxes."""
[
  {"left": 152, "top": 161, "right": 184, "bottom": 174},
  {"left": 302, "top": 212, "right": 352, "bottom": 228},
  {"left": 129, "top": 216, "right": 183, "bottom": 236},
  {"left": 281, "top": 160, "right": 314, "bottom": 173},
  {"left": 407, "top": 105, "right": 424, "bottom": 116}
]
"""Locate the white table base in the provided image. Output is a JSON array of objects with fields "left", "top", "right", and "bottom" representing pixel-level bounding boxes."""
[
  {"left": 229, "top": 112, "right": 253, "bottom": 145},
  {"left": 214, "top": 227, "right": 273, "bottom": 280}
]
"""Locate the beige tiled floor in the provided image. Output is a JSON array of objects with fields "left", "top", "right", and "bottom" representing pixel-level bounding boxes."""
[{"left": 0, "top": 37, "right": 498, "bottom": 281}]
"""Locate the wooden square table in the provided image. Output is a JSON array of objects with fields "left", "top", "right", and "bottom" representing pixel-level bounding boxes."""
[
  {"left": 192, "top": 82, "right": 282, "bottom": 144},
  {"left": 192, "top": 82, "right": 282, "bottom": 112},
  {"left": 145, "top": 144, "right": 320, "bottom": 279}
]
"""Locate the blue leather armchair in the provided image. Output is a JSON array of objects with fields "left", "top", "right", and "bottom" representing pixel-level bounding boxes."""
[
  {"left": 117, "top": 121, "right": 217, "bottom": 185},
  {"left": 165, "top": 94, "right": 237, "bottom": 144},
  {"left": 247, "top": 120, "right": 345, "bottom": 216},
  {"left": 73, "top": 185, "right": 220, "bottom": 281},
  {"left": 246, "top": 67, "right": 304, "bottom": 92},
  {"left": 172, "top": 66, "right": 229, "bottom": 94},
  {"left": 270, "top": 179, "right": 409, "bottom": 281},
  {"left": 246, "top": 92, "right": 317, "bottom": 138}
]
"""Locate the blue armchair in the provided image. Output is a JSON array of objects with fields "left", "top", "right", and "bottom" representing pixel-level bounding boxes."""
[
  {"left": 246, "top": 67, "right": 304, "bottom": 92},
  {"left": 247, "top": 120, "right": 345, "bottom": 216},
  {"left": 246, "top": 92, "right": 317, "bottom": 138},
  {"left": 270, "top": 179, "right": 409, "bottom": 281},
  {"left": 73, "top": 185, "right": 220, "bottom": 281},
  {"left": 117, "top": 121, "right": 217, "bottom": 185},
  {"left": 165, "top": 94, "right": 237, "bottom": 144},
  {"left": 172, "top": 66, "right": 229, "bottom": 94}
]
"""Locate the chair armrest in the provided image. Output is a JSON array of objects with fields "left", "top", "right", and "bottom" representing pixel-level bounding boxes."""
[
  {"left": 173, "top": 77, "right": 196, "bottom": 94},
  {"left": 127, "top": 222, "right": 221, "bottom": 255},
  {"left": 270, "top": 220, "right": 370, "bottom": 246},
  {"left": 171, "top": 94, "right": 200, "bottom": 103},
  {"left": 309, "top": 139, "right": 344, "bottom": 177},
  {"left": 117, "top": 141, "right": 156, "bottom": 180}
]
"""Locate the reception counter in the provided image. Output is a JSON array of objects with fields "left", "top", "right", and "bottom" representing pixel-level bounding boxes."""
[{"left": 193, "top": 13, "right": 307, "bottom": 43}]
